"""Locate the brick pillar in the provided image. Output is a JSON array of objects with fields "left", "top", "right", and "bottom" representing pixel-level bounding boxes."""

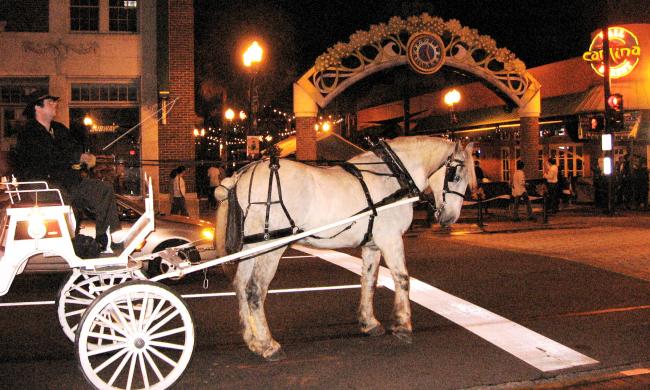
[
  {"left": 520, "top": 116, "right": 541, "bottom": 179},
  {"left": 159, "top": 0, "right": 195, "bottom": 193},
  {"left": 296, "top": 117, "right": 317, "bottom": 161}
]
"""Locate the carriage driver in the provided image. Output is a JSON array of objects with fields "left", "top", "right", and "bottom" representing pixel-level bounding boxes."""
[{"left": 13, "top": 93, "right": 123, "bottom": 251}]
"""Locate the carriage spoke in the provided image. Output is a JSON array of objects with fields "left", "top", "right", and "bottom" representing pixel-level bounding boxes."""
[
  {"left": 147, "top": 345, "right": 179, "bottom": 367},
  {"left": 149, "top": 326, "right": 186, "bottom": 340},
  {"left": 148, "top": 340, "right": 186, "bottom": 350},
  {"left": 94, "top": 346, "right": 130, "bottom": 375},
  {"left": 137, "top": 292, "right": 150, "bottom": 331},
  {"left": 70, "top": 283, "right": 96, "bottom": 300},
  {"left": 147, "top": 309, "right": 180, "bottom": 336},
  {"left": 88, "top": 331, "right": 127, "bottom": 343},
  {"left": 126, "top": 352, "right": 138, "bottom": 390},
  {"left": 110, "top": 301, "right": 134, "bottom": 333},
  {"left": 64, "top": 308, "right": 87, "bottom": 317},
  {"left": 143, "top": 349, "right": 165, "bottom": 382},
  {"left": 64, "top": 296, "right": 94, "bottom": 306},
  {"left": 87, "top": 341, "right": 128, "bottom": 357},
  {"left": 138, "top": 351, "right": 150, "bottom": 389},
  {"left": 142, "top": 297, "right": 167, "bottom": 332},
  {"left": 125, "top": 293, "right": 137, "bottom": 330},
  {"left": 91, "top": 314, "right": 130, "bottom": 338}
]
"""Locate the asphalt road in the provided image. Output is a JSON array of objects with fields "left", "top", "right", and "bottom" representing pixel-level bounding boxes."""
[{"left": 0, "top": 233, "right": 648, "bottom": 389}]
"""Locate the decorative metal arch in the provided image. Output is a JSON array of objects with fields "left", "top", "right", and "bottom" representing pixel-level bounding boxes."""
[{"left": 296, "top": 14, "right": 540, "bottom": 109}]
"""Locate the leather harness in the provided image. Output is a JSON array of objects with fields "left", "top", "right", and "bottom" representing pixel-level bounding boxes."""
[{"left": 238, "top": 141, "right": 466, "bottom": 246}]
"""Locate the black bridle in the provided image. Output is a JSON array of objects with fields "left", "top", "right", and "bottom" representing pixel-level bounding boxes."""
[{"left": 372, "top": 140, "right": 467, "bottom": 219}]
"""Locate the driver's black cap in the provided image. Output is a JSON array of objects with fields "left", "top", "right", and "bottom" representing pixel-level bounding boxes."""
[{"left": 23, "top": 93, "right": 59, "bottom": 118}]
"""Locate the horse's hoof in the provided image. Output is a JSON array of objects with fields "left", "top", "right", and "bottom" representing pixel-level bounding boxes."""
[
  {"left": 392, "top": 329, "right": 413, "bottom": 344},
  {"left": 263, "top": 347, "right": 286, "bottom": 362},
  {"left": 363, "top": 323, "right": 386, "bottom": 337}
]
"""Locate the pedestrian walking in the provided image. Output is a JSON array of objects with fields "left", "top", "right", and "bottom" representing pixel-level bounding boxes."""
[
  {"left": 543, "top": 157, "right": 559, "bottom": 213},
  {"left": 170, "top": 166, "right": 189, "bottom": 216},
  {"left": 512, "top": 160, "right": 534, "bottom": 221}
]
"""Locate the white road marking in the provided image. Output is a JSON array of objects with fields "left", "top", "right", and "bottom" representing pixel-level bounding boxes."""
[
  {"left": 293, "top": 244, "right": 599, "bottom": 372},
  {"left": 181, "top": 284, "right": 360, "bottom": 299},
  {"left": 0, "top": 300, "right": 55, "bottom": 307}
]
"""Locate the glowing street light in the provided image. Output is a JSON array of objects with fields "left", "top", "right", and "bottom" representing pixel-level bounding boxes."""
[
  {"left": 444, "top": 89, "right": 461, "bottom": 107},
  {"left": 443, "top": 89, "right": 461, "bottom": 138},
  {"left": 243, "top": 41, "right": 263, "bottom": 68},
  {"left": 243, "top": 41, "right": 264, "bottom": 158},
  {"left": 224, "top": 108, "right": 235, "bottom": 121},
  {"left": 322, "top": 121, "right": 331, "bottom": 132},
  {"left": 83, "top": 115, "right": 94, "bottom": 126}
]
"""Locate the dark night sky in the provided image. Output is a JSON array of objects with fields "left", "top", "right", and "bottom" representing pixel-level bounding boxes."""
[{"left": 193, "top": 0, "right": 648, "bottom": 110}]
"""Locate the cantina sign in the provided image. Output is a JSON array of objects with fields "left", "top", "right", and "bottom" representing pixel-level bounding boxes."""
[{"left": 583, "top": 26, "right": 641, "bottom": 79}]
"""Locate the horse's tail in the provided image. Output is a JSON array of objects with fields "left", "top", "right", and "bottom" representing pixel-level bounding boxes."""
[{"left": 214, "top": 176, "right": 239, "bottom": 257}]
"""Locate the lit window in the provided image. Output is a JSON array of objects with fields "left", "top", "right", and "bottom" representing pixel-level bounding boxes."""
[
  {"left": 70, "top": 0, "right": 99, "bottom": 31},
  {"left": 109, "top": 0, "right": 138, "bottom": 32},
  {"left": 71, "top": 83, "right": 139, "bottom": 103}
]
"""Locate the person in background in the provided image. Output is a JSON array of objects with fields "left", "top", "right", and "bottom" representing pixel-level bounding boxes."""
[
  {"left": 207, "top": 164, "right": 226, "bottom": 210},
  {"left": 170, "top": 166, "right": 189, "bottom": 216},
  {"left": 474, "top": 160, "right": 485, "bottom": 182},
  {"left": 633, "top": 160, "right": 648, "bottom": 210},
  {"left": 512, "top": 160, "right": 534, "bottom": 222},
  {"left": 543, "top": 157, "right": 559, "bottom": 213}
]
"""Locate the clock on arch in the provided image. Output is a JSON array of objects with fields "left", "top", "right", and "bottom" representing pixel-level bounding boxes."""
[{"left": 406, "top": 32, "right": 446, "bottom": 75}]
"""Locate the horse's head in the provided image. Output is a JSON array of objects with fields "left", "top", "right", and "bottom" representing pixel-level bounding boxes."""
[{"left": 427, "top": 141, "right": 476, "bottom": 226}]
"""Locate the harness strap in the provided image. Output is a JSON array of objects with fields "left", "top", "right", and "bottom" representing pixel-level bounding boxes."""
[
  {"left": 340, "top": 162, "right": 376, "bottom": 245},
  {"left": 243, "top": 158, "right": 301, "bottom": 243},
  {"left": 372, "top": 140, "right": 423, "bottom": 200}
]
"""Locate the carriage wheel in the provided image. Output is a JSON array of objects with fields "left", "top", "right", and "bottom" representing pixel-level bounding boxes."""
[
  {"left": 76, "top": 281, "right": 195, "bottom": 390},
  {"left": 57, "top": 269, "right": 144, "bottom": 343}
]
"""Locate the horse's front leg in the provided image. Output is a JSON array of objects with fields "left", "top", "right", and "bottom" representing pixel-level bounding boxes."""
[
  {"left": 359, "top": 245, "right": 385, "bottom": 336},
  {"left": 378, "top": 238, "right": 412, "bottom": 343}
]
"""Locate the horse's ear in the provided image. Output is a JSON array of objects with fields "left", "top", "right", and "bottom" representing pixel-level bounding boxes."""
[{"left": 455, "top": 141, "right": 463, "bottom": 153}]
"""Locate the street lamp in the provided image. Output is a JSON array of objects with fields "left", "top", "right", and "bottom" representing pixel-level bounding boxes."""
[
  {"left": 444, "top": 89, "right": 461, "bottom": 139},
  {"left": 243, "top": 41, "right": 263, "bottom": 144},
  {"left": 224, "top": 108, "right": 235, "bottom": 162}
]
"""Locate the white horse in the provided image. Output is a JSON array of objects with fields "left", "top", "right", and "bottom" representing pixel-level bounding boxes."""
[{"left": 215, "top": 136, "right": 475, "bottom": 361}]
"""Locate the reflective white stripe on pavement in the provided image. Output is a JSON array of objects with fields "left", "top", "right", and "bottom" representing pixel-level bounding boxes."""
[{"left": 293, "top": 244, "right": 599, "bottom": 372}]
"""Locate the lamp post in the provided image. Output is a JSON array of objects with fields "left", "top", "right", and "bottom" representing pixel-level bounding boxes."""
[
  {"left": 444, "top": 89, "right": 461, "bottom": 139},
  {"left": 243, "top": 41, "right": 263, "bottom": 144},
  {"left": 224, "top": 108, "right": 234, "bottom": 162}
]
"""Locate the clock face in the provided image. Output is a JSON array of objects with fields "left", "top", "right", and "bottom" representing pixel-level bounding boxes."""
[{"left": 407, "top": 32, "right": 445, "bottom": 74}]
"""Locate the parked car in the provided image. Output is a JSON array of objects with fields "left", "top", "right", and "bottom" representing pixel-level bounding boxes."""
[{"left": 21, "top": 194, "right": 215, "bottom": 275}]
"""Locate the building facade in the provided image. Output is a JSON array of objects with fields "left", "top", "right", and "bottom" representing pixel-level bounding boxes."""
[
  {"left": 358, "top": 24, "right": 650, "bottom": 193},
  {"left": 0, "top": 0, "right": 196, "bottom": 212}
]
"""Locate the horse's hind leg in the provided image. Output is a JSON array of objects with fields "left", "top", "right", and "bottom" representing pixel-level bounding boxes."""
[
  {"left": 235, "top": 247, "right": 286, "bottom": 361},
  {"left": 358, "top": 245, "right": 385, "bottom": 336},
  {"left": 377, "top": 238, "right": 412, "bottom": 344}
]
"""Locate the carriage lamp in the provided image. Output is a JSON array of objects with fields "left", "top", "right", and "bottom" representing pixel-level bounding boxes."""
[
  {"left": 27, "top": 208, "right": 47, "bottom": 239},
  {"left": 201, "top": 227, "right": 215, "bottom": 241}
]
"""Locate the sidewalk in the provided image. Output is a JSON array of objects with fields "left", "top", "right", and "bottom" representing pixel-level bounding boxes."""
[{"left": 413, "top": 204, "right": 650, "bottom": 282}]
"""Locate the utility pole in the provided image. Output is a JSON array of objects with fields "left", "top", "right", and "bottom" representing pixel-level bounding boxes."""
[{"left": 602, "top": 23, "right": 614, "bottom": 216}]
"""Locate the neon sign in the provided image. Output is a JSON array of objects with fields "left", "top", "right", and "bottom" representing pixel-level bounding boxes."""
[{"left": 583, "top": 26, "right": 641, "bottom": 79}]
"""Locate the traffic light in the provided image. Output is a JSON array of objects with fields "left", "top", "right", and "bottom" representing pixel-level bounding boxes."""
[{"left": 607, "top": 93, "right": 624, "bottom": 131}]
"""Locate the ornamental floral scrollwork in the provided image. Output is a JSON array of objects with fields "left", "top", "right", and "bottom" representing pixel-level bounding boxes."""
[
  {"left": 22, "top": 39, "right": 99, "bottom": 57},
  {"left": 303, "top": 13, "right": 538, "bottom": 108}
]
